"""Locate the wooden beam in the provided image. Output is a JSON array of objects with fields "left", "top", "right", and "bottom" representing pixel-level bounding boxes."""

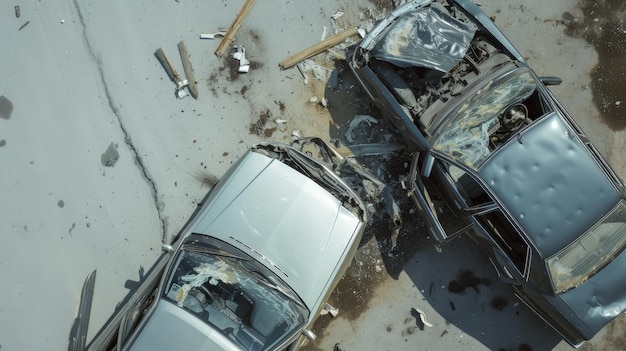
[
  {"left": 215, "top": 0, "right": 257, "bottom": 57},
  {"left": 178, "top": 41, "right": 198, "bottom": 99},
  {"left": 279, "top": 27, "right": 359, "bottom": 69}
]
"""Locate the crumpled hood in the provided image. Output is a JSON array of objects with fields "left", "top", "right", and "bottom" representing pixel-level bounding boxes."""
[
  {"left": 189, "top": 151, "right": 363, "bottom": 310},
  {"left": 559, "top": 248, "right": 626, "bottom": 336},
  {"left": 368, "top": 1, "right": 476, "bottom": 72}
]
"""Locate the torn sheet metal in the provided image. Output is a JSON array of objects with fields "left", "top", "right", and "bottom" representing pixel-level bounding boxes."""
[{"left": 371, "top": 2, "right": 476, "bottom": 72}]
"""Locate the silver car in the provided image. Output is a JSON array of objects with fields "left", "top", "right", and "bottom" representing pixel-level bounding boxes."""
[{"left": 70, "top": 138, "right": 375, "bottom": 351}]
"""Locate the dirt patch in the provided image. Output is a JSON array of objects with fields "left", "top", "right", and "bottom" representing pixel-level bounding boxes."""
[{"left": 447, "top": 269, "right": 492, "bottom": 294}]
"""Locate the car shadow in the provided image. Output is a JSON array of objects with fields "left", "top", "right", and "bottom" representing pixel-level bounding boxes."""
[{"left": 317, "top": 60, "right": 563, "bottom": 350}]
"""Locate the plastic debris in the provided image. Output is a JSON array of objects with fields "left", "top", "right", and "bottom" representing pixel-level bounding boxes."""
[
  {"left": 331, "top": 11, "right": 344, "bottom": 20},
  {"left": 274, "top": 118, "right": 287, "bottom": 128},
  {"left": 232, "top": 45, "right": 250, "bottom": 73},
  {"left": 200, "top": 31, "right": 227, "bottom": 39}
]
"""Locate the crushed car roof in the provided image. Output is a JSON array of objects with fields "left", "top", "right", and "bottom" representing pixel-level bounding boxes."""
[{"left": 479, "top": 112, "right": 622, "bottom": 257}]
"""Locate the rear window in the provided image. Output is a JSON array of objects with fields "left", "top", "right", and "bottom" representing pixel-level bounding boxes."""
[{"left": 547, "top": 201, "right": 626, "bottom": 293}]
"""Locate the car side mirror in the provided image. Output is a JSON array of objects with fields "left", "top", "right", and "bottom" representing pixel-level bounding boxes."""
[
  {"left": 539, "top": 76, "right": 562, "bottom": 86},
  {"left": 302, "top": 329, "right": 317, "bottom": 341},
  {"left": 421, "top": 152, "right": 435, "bottom": 178}
]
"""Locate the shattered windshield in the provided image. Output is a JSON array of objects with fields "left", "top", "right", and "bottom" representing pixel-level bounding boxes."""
[
  {"left": 432, "top": 68, "right": 536, "bottom": 170},
  {"left": 163, "top": 240, "right": 308, "bottom": 350}
]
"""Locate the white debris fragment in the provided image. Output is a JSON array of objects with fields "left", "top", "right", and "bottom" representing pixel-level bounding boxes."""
[
  {"left": 275, "top": 118, "right": 287, "bottom": 128},
  {"left": 320, "top": 97, "right": 328, "bottom": 107},
  {"left": 616, "top": 101, "right": 621, "bottom": 107},
  {"left": 331, "top": 11, "right": 344, "bottom": 20},
  {"left": 321, "top": 26, "right": 328, "bottom": 41},
  {"left": 321, "top": 303, "right": 339, "bottom": 317},
  {"left": 60, "top": 19, "right": 65, "bottom": 24},
  {"left": 232, "top": 45, "right": 250, "bottom": 73},
  {"left": 292, "top": 130, "right": 302, "bottom": 139},
  {"left": 357, "top": 27, "right": 367, "bottom": 38},
  {"left": 200, "top": 31, "right": 227, "bottom": 39},
  {"left": 309, "top": 96, "right": 319, "bottom": 103}
]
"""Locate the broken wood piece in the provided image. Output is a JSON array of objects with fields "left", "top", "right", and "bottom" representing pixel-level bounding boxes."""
[
  {"left": 279, "top": 27, "right": 359, "bottom": 69},
  {"left": 154, "top": 47, "right": 189, "bottom": 99},
  {"left": 177, "top": 40, "right": 198, "bottom": 99},
  {"left": 215, "top": 0, "right": 257, "bottom": 57}
]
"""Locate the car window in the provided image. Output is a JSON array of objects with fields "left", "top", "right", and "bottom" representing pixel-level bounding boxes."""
[
  {"left": 476, "top": 209, "right": 529, "bottom": 273},
  {"left": 547, "top": 201, "right": 626, "bottom": 294},
  {"left": 162, "top": 244, "right": 308, "bottom": 351},
  {"left": 447, "top": 164, "right": 490, "bottom": 206}
]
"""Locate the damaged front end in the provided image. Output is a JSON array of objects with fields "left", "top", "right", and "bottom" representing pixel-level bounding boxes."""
[{"left": 253, "top": 138, "right": 384, "bottom": 221}]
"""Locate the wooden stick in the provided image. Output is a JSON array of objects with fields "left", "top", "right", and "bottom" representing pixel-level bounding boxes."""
[
  {"left": 215, "top": 0, "right": 257, "bottom": 57},
  {"left": 279, "top": 27, "right": 359, "bottom": 69},
  {"left": 178, "top": 41, "right": 198, "bottom": 99},
  {"left": 154, "top": 47, "right": 181, "bottom": 83}
]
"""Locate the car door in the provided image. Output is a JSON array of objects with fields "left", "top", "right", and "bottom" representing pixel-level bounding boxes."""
[{"left": 406, "top": 152, "right": 491, "bottom": 242}]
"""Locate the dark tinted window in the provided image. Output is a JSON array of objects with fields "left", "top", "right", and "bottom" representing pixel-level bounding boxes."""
[{"left": 477, "top": 210, "right": 528, "bottom": 273}]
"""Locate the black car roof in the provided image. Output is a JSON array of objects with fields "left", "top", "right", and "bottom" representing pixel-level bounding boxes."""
[{"left": 478, "top": 112, "right": 622, "bottom": 257}]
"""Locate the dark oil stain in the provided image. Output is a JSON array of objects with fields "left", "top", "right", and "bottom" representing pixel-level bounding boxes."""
[
  {"left": 401, "top": 326, "right": 417, "bottom": 336},
  {"left": 0, "top": 95, "right": 14, "bottom": 119},
  {"left": 277, "top": 100, "right": 286, "bottom": 114},
  {"left": 490, "top": 296, "right": 509, "bottom": 311},
  {"left": 0, "top": 139, "right": 6, "bottom": 147},
  {"left": 449, "top": 301, "right": 456, "bottom": 310},
  {"left": 57, "top": 200, "right": 65, "bottom": 208},
  {"left": 447, "top": 269, "right": 492, "bottom": 294},
  {"left": 192, "top": 170, "right": 219, "bottom": 189},
  {"left": 564, "top": 0, "right": 626, "bottom": 130},
  {"left": 240, "top": 85, "right": 249, "bottom": 95},
  {"left": 101, "top": 142, "right": 120, "bottom": 167},
  {"left": 386, "top": 324, "right": 392, "bottom": 332},
  {"left": 68, "top": 222, "right": 76, "bottom": 234}
]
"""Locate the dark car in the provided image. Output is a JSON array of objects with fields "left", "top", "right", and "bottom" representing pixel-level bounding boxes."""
[{"left": 348, "top": 0, "right": 626, "bottom": 346}]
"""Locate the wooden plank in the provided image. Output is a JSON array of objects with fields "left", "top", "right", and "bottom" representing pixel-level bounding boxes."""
[
  {"left": 154, "top": 47, "right": 181, "bottom": 83},
  {"left": 279, "top": 27, "right": 359, "bottom": 69},
  {"left": 215, "top": 0, "right": 257, "bottom": 57},
  {"left": 177, "top": 41, "right": 198, "bottom": 99}
]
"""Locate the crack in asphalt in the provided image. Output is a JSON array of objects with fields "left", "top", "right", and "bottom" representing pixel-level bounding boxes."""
[{"left": 72, "top": 0, "right": 168, "bottom": 243}]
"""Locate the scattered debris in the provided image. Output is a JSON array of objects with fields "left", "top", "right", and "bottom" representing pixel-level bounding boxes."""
[
  {"left": 215, "top": 0, "right": 257, "bottom": 57},
  {"left": 274, "top": 118, "right": 287, "bottom": 128},
  {"left": 296, "top": 63, "right": 309, "bottom": 85},
  {"left": 346, "top": 114, "right": 378, "bottom": 143},
  {"left": 200, "top": 30, "right": 227, "bottom": 39},
  {"left": 61, "top": 19, "right": 65, "bottom": 24},
  {"left": 320, "top": 303, "right": 339, "bottom": 317},
  {"left": 154, "top": 47, "right": 189, "bottom": 99},
  {"left": 291, "top": 130, "right": 302, "bottom": 139},
  {"left": 309, "top": 96, "right": 319, "bottom": 103},
  {"left": 177, "top": 40, "right": 198, "bottom": 99},
  {"left": 321, "top": 26, "right": 328, "bottom": 41},
  {"left": 279, "top": 27, "right": 359, "bottom": 69},
  {"left": 18, "top": 21, "right": 30, "bottom": 31},
  {"left": 411, "top": 307, "right": 433, "bottom": 328},
  {"left": 320, "top": 97, "right": 328, "bottom": 107},
  {"left": 331, "top": 11, "right": 344, "bottom": 21},
  {"left": 231, "top": 45, "right": 250, "bottom": 73},
  {"left": 15, "top": 5, "right": 20, "bottom": 18}
]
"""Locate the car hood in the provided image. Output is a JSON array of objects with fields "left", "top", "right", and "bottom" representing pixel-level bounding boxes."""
[
  {"left": 188, "top": 150, "right": 363, "bottom": 310},
  {"left": 559, "top": 248, "right": 626, "bottom": 336},
  {"left": 130, "top": 300, "right": 237, "bottom": 350},
  {"left": 363, "top": 0, "right": 476, "bottom": 72}
]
